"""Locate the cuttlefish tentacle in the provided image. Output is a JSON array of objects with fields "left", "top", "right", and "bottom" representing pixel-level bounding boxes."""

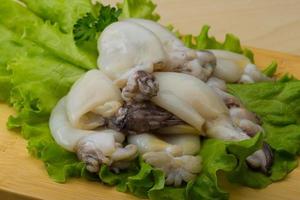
[
  {"left": 240, "top": 63, "right": 274, "bottom": 83},
  {"left": 152, "top": 72, "right": 272, "bottom": 173},
  {"left": 207, "top": 50, "right": 273, "bottom": 83},
  {"left": 128, "top": 133, "right": 202, "bottom": 187},
  {"left": 76, "top": 133, "right": 137, "bottom": 173},
  {"left": 49, "top": 99, "right": 137, "bottom": 173},
  {"left": 121, "top": 70, "right": 159, "bottom": 102},
  {"left": 206, "top": 77, "right": 272, "bottom": 172},
  {"left": 127, "top": 18, "right": 217, "bottom": 81}
]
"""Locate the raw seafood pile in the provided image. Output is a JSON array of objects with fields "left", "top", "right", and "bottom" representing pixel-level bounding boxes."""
[
  {"left": 1, "top": 0, "right": 300, "bottom": 199},
  {"left": 49, "top": 19, "right": 273, "bottom": 186}
]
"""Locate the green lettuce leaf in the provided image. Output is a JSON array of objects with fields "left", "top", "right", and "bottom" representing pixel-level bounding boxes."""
[
  {"left": 0, "top": 74, "right": 11, "bottom": 101},
  {"left": 0, "top": 0, "right": 96, "bottom": 70},
  {"left": 186, "top": 134, "right": 263, "bottom": 200},
  {"left": 263, "top": 61, "right": 278, "bottom": 77},
  {"left": 99, "top": 157, "right": 167, "bottom": 199},
  {"left": 270, "top": 151, "right": 298, "bottom": 181},
  {"left": 126, "top": 160, "right": 162, "bottom": 198},
  {"left": 228, "top": 81, "right": 300, "bottom": 185},
  {"left": 7, "top": 54, "right": 84, "bottom": 128},
  {"left": 19, "top": 0, "right": 97, "bottom": 33},
  {"left": 180, "top": 25, "right": 299, "bottom": 198},
  {"left": 180, "top": 25, "right": 254, "bottom": 62},
  {"left": 0, "top": 0, "right": 162, "bottom": 188},
  {"left": 228, "top": 82, "right": 300, "bottom": 153},
  {"left": 17, "top": 122, "right": 86, "bottom": 183},
  {"left": 0, "top": 25, "right": 16, "bottom": 101},
  {"left": 1, "top": 1, "right": 300, "bottom": 200},
  {"left": 0, "top": 0, "right": 87, "bottom": 182},
  {"left": 99, "top": 165, "right": 135, "bottom": 192},
  {"left": 278, "top": 73, "right": 297, "bottom": 82},
  {"left": 118, "top": 0, "right": 160, "bottom": 21}
]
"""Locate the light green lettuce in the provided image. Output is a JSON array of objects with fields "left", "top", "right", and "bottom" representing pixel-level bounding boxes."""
[
  {"left": 0, "top": 0, "right": 162, "bottom": 187},
  {"left": 99, "top": 157, "right": 184, "bottom": 200},
  {"left": 19, "top": 0, "right": 98, "bottom": 33},
  {"left": 263, "top": 61, "right": 278, "bottom": 77},
  {"left": 228, "top": 81, "right": 300, "bottom": 155},
  {"left": 0, "top": 0, "right": 88, "bottom": 183},
  {"left": 186, "top": 134, "right": 263, "bottom": 200},
  {"left": 0, "top": 25, "right": 18, "bottom": 101},
  {"left": 227, "top": 81, "right": 300, "bottom": 187},
  {"left": 0, "top": 0, "right": 300, "bottom": 200},
  {"left": 185, "top": 81, "right": 300, "bottom": 198},
  {"left": 180, "top": 25, "right": 254, "bottom": 62},
  {"left": 0, "top": 0, "right": 96, "bottom": 70},
  {"left": 118, "top": 0, "right": 160, "bottom": 21}
]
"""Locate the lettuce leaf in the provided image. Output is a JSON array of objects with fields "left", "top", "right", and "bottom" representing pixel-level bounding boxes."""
[
  {"left": 0, "top": 0, "right": 96, "bottom": 70},
  {"left": 99, "top": 165, "right": 135, "bottom": 192},
  {"left": 278, "top": 73, "right": 297, "bottom": 82},
  {"left": 0, "top": 1, "right": 300, "bottom": 200},
  {"left": 228, "top": 82, "right": 300, "bottom": 154},
  {"left": 7, "top": 54, "right": 84, "bottom": 128},
  {"left": 186, "top": 134, "right": 262, "bottom": 200},
  {"left": 180, "top": 25, "right": 254, "bottom": 62},
  {"left": 118, "top": 0, "right": 160, "bottom": 21},
  {"left": 0, "top": 0, "right": 87, "bottom": 182},
  {"left": 0, "top": 0, "right": 162, "bottom": 188},
  {"left": 98, "top": 135, "right": 264, "bottom": 200},
  {"left": 180, "top": 21, "right": 300, "bottom": 199},
  {"left": 187, "top": 82, "right": 300, "bottom": 198},
  {"left": 263, "top": 61, "right": 278, "bottom": 77},
  {"left": 0, "top": 74, "right": 11, "bottom": 101},
  {"left": 228, "top": 81, "right": 300, "bottom": 186},
  {"left": 20, "top": 0, "right": 97, "bottom": 33},
  {"left": 0, "top": 25, "right": 16, "bottom": 101},
  {"left": 99, "top": 158, "right": 167, "bottom": 199}
]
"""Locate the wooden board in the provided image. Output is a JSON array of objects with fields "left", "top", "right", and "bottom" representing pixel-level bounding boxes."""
[{"left": 0, "top": 48, "right": 300, "bottom": 200}]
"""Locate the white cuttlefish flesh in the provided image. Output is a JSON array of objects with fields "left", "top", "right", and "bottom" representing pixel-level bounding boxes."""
[
  {"left": 128, "top": 133, "right": 202, "bottom": 187},
  {"left": 49, "top": 70, "right": 138, "bottom": 172}
]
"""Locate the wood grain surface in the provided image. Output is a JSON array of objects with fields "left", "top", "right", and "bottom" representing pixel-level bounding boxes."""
[
  {"left": 1, "top": 1, "right": 300, "bottom": 200},
  {"left": 103, "top": 0, "right": 300, "bottom": 55}
]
